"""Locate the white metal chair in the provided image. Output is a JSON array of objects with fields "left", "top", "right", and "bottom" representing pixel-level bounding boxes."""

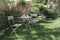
[
  {"left": 7, "top": 16, "right": 22, "bottom": 34},
  {"left": 30, "top": 14, "right": 37, "bottom": 18}
]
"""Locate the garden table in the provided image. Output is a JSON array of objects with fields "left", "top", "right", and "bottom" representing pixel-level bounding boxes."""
[{"left": 18, "top": 15, "right": 32, "bottom": 29}]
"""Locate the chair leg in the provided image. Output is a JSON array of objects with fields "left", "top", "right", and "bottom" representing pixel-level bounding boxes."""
[
  {"left": 11, "top": 28, "right": 17, "bottom": 34},
  {"left": 28, "top": 24, "right": 31, "bottom": 30}
]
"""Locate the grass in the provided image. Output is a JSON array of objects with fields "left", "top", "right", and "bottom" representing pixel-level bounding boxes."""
[
  {"left": 40, "top": 18, "right": 60, "bottom": 29},
  {"left": 0, "top": 18, "right": 60, "bottom": 40}
]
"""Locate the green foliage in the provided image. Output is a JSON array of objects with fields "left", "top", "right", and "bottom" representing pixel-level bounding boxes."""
[
  {"left": 55, "top": 3, "right": 60, "bottom": 16},
  {"left": 20, "top": 0, "right": 26, "bottom": 5},
  {"left": 41, "top": 9, "right": 58, "bottom": 19},
  {"left": 30, "top": 3, "right": 44, "bottom": 14},
  {"left": 30, "top": 6, "right": 39, "bottom": 14},
  {"left": 30, "top": 2, "right": 58, "bottom": 19},
  {"left": 0, "top": 22, "right": 4, "bottom": 27},
  {"left": 30, "top": 0, "right": 59, "bottom": 20}
]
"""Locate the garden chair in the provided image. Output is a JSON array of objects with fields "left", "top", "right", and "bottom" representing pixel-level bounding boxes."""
[
  {"left": 30, "top": 14, "right": 37, "bottom": 18},
  {"left": 30, "top": 14, "right": 39, "bottom": 23},
  {"left": 7, "top": 16, "right": 22, "bottom": 34}
]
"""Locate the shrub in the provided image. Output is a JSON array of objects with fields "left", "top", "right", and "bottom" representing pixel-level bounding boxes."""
[
  {"left": 42, "top": 9, "right": 58, "bottom": 20},
  {"left": 30, "top": 3, "right": 58, "bottom": 20},
  {"left": 30, "top": 3, "right": 44, "bottom": 14}
]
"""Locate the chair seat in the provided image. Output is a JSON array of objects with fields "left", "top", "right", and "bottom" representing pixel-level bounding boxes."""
[
  {"left": 11, "top": 24, "right": 22, "bottom": 34},
  {"left": 13, "top": 24, "right": 22, "bottom": 27}
]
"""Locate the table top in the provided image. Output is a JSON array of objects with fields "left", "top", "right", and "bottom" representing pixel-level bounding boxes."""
[{"left": 19, "top": 15, "right": 31, "bottom": 19}]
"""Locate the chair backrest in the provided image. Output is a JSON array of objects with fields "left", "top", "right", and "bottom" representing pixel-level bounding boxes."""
[
  {"left": 30, "top": 14, "right": 37, "bottom": 18},
  {"left": 7, "top": 16, "right": 15, "bottom": 26},
  {"left": 8, "top": 16, "right": 14, "bottom": 20},
  {"left": 30, "top": 14, "right": 37, "bottom": 16}
]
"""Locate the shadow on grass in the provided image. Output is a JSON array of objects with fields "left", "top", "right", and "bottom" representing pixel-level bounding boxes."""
[
  {"left": 0, "top": 23, "right": 60, "bottom": 40},
  {"left": 0, "top": 28, "right": 12, "bottom": 40}
]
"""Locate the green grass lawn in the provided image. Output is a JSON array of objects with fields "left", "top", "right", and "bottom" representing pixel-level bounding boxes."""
[
  {"left": 0, "top": 18, "right": 60, "bottom": 40},
  {"left": 40, "top": 18, "right": 60, "bottom": 29}
]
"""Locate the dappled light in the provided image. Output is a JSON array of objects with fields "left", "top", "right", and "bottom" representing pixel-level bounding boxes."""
[{"left": 0, "top": 0, "right": 60, "bottom": 40}]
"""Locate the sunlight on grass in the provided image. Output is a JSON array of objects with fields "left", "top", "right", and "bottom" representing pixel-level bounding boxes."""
[
  {"left": 30, "top": 30, "right": 37, "bottom": 35},
  {"left": 37, "top": 39, "right": 42, "bottom": 40},
  {"left": 16, "top": 39, "right": 23, "bottom": 40},
  {"left": 9, "top": 34, "right": 26, "bottom": 40},
  {"left": 32, "top": 35, "right": 38, "bottom": 38},
  {"left": 50, "top": 35, "right": 56, "bottom": 40},
  {"left": 56, "top": 36, "right": 60, "bottom": 40},
  {"left": 40, "top": 18, "right": 60, "bottom": 29},
  {"left": 0, "top": 31, "right": 3, "bottom": 36}
]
